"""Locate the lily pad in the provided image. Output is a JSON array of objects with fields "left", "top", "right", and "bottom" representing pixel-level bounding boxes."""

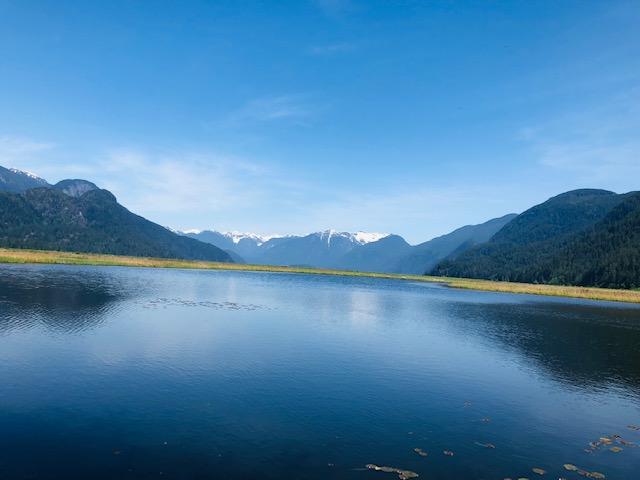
[
  {"left": 532, "top": 467, "right": 546, "bottom": 475},
  {"left": 609, "top": 446, "right": 622, "bottom": 453},
  {"left": 563, "top": 464, "right": 578, "bottom": 471}
]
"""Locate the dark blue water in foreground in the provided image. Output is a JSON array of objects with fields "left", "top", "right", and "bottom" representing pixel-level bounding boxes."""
[{"left": 1, "top": 264, "right": 639, "bottom": 480}]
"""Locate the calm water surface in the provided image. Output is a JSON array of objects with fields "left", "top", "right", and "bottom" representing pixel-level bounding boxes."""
[{"left": 1, "top": 264, "right": 639, "bottom": 479}]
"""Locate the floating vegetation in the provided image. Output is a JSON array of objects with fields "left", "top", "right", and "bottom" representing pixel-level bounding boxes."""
[
  {"left": 586, "top": 472, "right": 605, "bottom": 479},
  {"left": 561, "top": 464, "right": 605, "bottom": 479},
  {"left": 532, "top": 467, "right": 546, "bottom": 475},
  {"left": 474, "top": 442, "right": 496, "bottom": 449},
  {"left": 365, "top": 464, "right": 418, "bottom": 479},
  {"left": 139, "top": 297, "right": 266, "bottom": 311},
  {"left": 584, "top": 432, "right": 636, "bottom": 454},
  {"left": 413, "top": 448, "right": 428, "bottom": 457},
  {"left": 443, "top": 450, "right": 454, "bottom": 456}
]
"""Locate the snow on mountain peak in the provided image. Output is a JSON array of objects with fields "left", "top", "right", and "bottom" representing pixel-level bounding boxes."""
[
  {"left": 222, "top": 231, "right": 287, "bottom": 245},
  {"left": 182, "top": 228, "right": 390, "bottom": 247},
  {"left": 353, "top": 231, "right": 390, "bottom": 244},
  {"left": 8, "top": 168, "right": 47, "bottom": 184},
  {"left": 315, "top": 230, "right": 389, "bottom": 245}
]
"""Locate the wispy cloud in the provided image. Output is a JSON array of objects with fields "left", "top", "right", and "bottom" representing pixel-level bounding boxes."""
[
  {"left": 227, "top": 94, "right": 317, "bottom": 125},
  {"left": 521, "top": 86, "right": 640, "bottom": 189},
  {"left": 308, "top": 42, "right": 357, "bottom": 56},
  {"left": 0, "top": 135, "right": 54, "bottom": 158},
  {"left": 97, "top": 150, "right": 270, "bottom": 216}
]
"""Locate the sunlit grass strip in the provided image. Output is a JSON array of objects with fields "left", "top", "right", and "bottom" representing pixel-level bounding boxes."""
[{"left": 0, "top": 247, "right": 639, "bottom": 304}]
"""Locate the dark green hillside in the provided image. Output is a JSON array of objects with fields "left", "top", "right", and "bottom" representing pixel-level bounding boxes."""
[
  {"left": 433, "top": 189, "right": 624, "bottom": 282},
  {"left": 537, "top": 191, "right": 640, "bottom": 288},
  {"left": 0, "top": 188, "right": 232, "bottom": 262}
]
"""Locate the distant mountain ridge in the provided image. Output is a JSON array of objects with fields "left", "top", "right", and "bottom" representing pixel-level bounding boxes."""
[
  {"left": 184, "top": 229, "right": 392, "bottom": 268},
  {"left": 394, "top": 214, "right": 518, "bottom": 274},
  {"left": 0, "top": 165, "right": 232, "bottom": 262},
  {"left": 182, "top": 220, "right": 516, "bottom": 274}
]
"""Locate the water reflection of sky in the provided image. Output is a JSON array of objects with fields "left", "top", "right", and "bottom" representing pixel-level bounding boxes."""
[{"left": 1, "top": 264, "right": 639, "bottom": 480}]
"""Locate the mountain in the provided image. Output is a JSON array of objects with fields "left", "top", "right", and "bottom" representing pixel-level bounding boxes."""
[
  {"left": 0, "top": 166, "right": 232, "bottom": 262},
  {"left": 54, "top": 179, "right": 99, "bottom": 198},
  {"left": 184, "top": 229, "right": 393, "bottom": 269},
  {"left": 394, "top": 213, "right": 518, "bottom": 274},
  {"left": 0, "top": 166, "right": 49, "bottom": 193},
  {"left": 433, "top": 189, "right": 625, "bottom": 283},
  {"left": 184, "top": 230, "right": 291, "bottom": 262},
  {"left": 524, "top": 191, "right": 640, "bottom": 288},
  {"left": 338, "top": 234, "right": 412, "bottom": 272},
  {"left": 183, "top": 221, "right": 519, "bottom": 274},
  {"left": 248, "top": 230, "right": 390, "bottom": 268}
]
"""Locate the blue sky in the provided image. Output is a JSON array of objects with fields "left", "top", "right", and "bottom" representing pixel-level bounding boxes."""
[{"left": 0, "top": 0, "right": 638, "bottom": 243}]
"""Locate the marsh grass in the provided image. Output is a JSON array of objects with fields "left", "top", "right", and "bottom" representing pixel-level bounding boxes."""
[{"left": 1, "top": 247, "right": 639, "bottom": 304}]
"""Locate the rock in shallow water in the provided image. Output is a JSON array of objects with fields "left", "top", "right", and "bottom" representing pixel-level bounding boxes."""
[{"left": 365, "top": 464, "right": 419, "bottom": 479}]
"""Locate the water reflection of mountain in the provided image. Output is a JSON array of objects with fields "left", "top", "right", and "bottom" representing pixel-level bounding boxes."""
[
  {"left": 448, "top": 298, "right": 640, "bottom": 393},
  {"left": 0, "top": 265, "right": 129, "bottom": 333}
]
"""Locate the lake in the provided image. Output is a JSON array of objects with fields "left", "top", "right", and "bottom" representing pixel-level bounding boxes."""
[{"left": 0, "top": 264, "right": 639, "bottom": 479}]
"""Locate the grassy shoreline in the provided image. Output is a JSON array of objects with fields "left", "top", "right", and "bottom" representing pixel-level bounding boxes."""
[{"left": 0, "top": 247, "right": 639, "bottom": 304}]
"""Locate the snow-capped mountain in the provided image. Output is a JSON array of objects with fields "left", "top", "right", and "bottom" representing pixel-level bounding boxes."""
[
  {"left": 0, "top": 166, "right": 49, "bottom": 193},
  {"left": 181, "top": 228, "right": 400, "bottom": 269},
  {"left": 316, "top": 229, "right": 389, "bottom": 246},
  {"left": 9, "top": 168, "right": 48, "bottom": 184},
  {"left": 221, "top": 231, "right": 289, "bottom": 245}
]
